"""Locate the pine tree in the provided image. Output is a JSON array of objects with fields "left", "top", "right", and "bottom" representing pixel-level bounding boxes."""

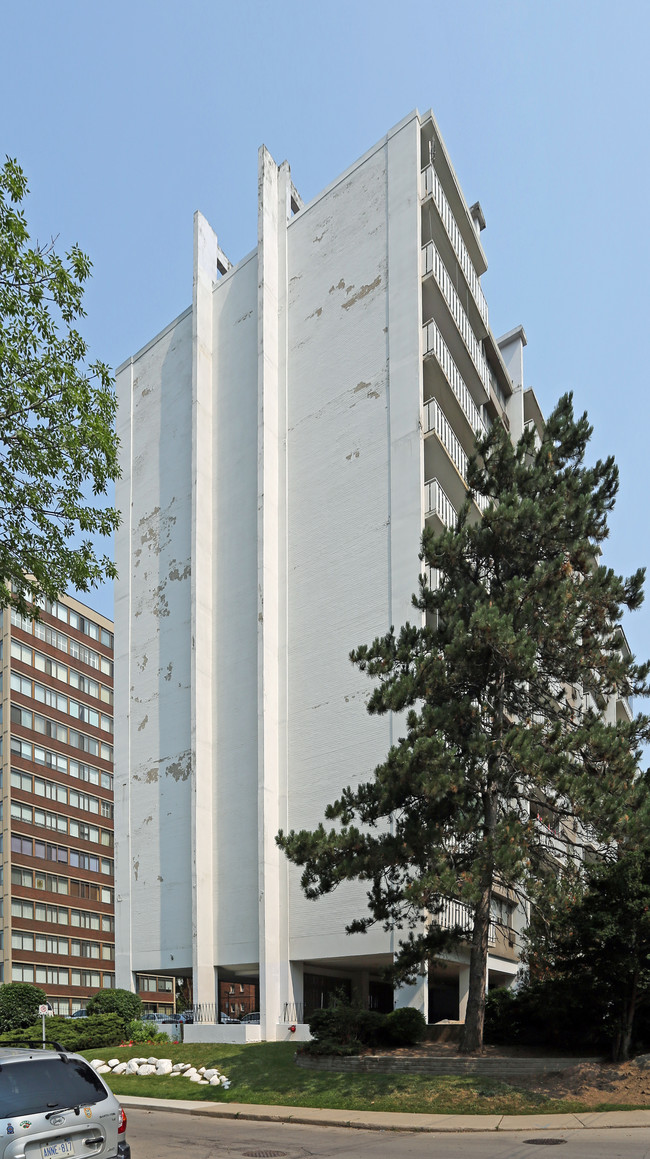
[{"left": 277, "top": 395, "right": 650, "bottom": 1053}]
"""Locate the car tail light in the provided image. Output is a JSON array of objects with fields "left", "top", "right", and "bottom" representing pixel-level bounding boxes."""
[{"left": 118, "top": 1107, "right": 127, "bottom": 1134}]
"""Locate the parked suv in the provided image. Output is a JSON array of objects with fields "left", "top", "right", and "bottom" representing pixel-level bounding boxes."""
[{"left": 0, "top": 1041, "right": 131, "bottom": 1158}]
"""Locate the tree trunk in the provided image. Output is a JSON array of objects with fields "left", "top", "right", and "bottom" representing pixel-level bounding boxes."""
[
  {"left": 460, "top": 872, "right": 492, "bottom": 1054},
  {"left": 616, "top": 973, "right": 639, "bottom": 1062}
]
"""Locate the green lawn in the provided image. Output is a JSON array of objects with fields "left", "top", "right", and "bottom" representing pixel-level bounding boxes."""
[{"left": 81, "top": 1041, "right": 644, "bottom": 1116}]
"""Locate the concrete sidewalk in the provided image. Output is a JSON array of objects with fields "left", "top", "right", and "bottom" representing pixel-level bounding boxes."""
[{"left": 121, "top": 1094, "right": 650, "bottom": 1133}]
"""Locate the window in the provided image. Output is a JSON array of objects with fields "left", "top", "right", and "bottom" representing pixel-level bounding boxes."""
[
  {"left": 11, "top": 900, "right": 34, "bottom": 920},
  {"left": 102, "top": 973, "right": 115, "bottom": 989},
  {"left": 70, "top": 789, "right": 99, "bottom": 815},
  {"left": 100, "top": 657, "right": 113, "bottom": 677},
  {"left": 10, "top": 737, "right": 32, "bottom": 761},
  {"left": 101, "top": 887, "right": 113, "bottom": 905},
  {"left": 69, "top": 671, "right": 100, "bottom": 699},
  {"left": 69, "top": 851, "right": 99, "bottom": 872},
  {"left": 34, "top": 777, "right": 68, "bottom": 804},
  {"left": 11, "top": 640, "right": 33, "bottom": 665},
  {"left": 100, "top": 858, "right": 113, "bottom": 876},
  {"left": 100, "top": 801, "right": 113, "bottom": 819},
  {"left": 69, "top": 821, "right": 99, "bottom": 843},
  {"left": 35, "top": 966, "right": 69, "bottom": 986},
  {"left": 100, "top": 830, "right": 113, "bottom": 847},
  {"left": 70, "top": 910, "right": 100, "bottom": 930},
  {"left": 10, "top": 673, "right": 32, "bottom": 697},
  {"left": 12, "top": 964, "right": 34, "bottom": 983},
  {"left": 35, "top": 935, "right": 68, "bottom": 955},
  {"left": 35, "top": 903, "right": 68, "bottom": 925},
  {"left": 70, "top": 940, "right": 99, "bottom": 959},
  {"left": 12, "top": 932, "right": 34, "bottom": 952},
  {"left": 11, "top": 705, "right": 32, "bottom": 729},
  {"left": 11, "top": 802, "right": 33, "bottom": 824},
  {"left": 35, "top": 873, "right": 68, "bottom": 895},
  {"left": 33, "top": 650, "right": 68, "bottom": 683},
  {"left": 70, "top": 880, "right": 100, "bottom": 901},
  {"left": 101, "top": 915, "right": 114, "bottom": 932},
  {"left": 52, "top": 999, "right": 70, "bottom": 1016},
  {"left": 11, "top": 867, "right": 33, "bottom": 888},
  {"left": 11, "top": 609, "right": 32, "bottom": 633},
  {"left": 101, "top": 772, "right": 113, "bottom": 791},
  {"left": 70, "top": 969, "right": 100, "bottom": 988},
  {"left": 100, "top": 714, "right": 113, "bottom": 734},
  {"left": 69, "top": 730, "right": 99, "bottom": 757},
  {"left": 100, "top": 686, "right": 113, "bottom": 705},
  {"left": 11, "top": 770, "right": 32, "bottom": 793},
  {"left": 69, "top": 760, "right": 99, "bottom": 786},
  {"left": 11, "top": 835, "right": 33, "bottom": 856},
  {"left": 101, "top": 943, "right": 115, "bottom": 960},
  {"left": 33, "top": 745, "right": 68, "bottom": 773},
  {"left": 33, "top": 622, "right": 68, "bottom": 653},
  {"left": 100, "top": 742, "right": 113, "bottom": 763},
  {"left": 33, "top": 684, "right": 68, "bottom": 713},
  {"left": 69, "top": 701, "right": 99, "bottom": 728},
  {"left": 33, "top": 807, "right": 68, "bottom": 833}
]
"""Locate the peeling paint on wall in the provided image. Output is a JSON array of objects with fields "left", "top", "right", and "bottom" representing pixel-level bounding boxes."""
[
  {"left": 341, "top": 275, "right": 382, "bottom": 310},
  {"left": 138, "top": 715, "right": 148, "bottom": 732}
]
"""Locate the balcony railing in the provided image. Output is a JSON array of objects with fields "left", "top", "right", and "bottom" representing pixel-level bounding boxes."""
[
  {"left": 425, "top": 478, "right": 457, "bottom": 529},
  {"left": 437, "top": 897, "right": 497, "bottom": 943},
  {"left": 421, "top": 164, "right": 489, "bottom": 328},
  {"left": 423, "top": 397, "right": 490, "bottom": 514},
  {"left": 423, "top": 317, "right": 487, "bottom": 439},
  {"left": 421, "top": 243, "right": 490, "bottom": 395}
]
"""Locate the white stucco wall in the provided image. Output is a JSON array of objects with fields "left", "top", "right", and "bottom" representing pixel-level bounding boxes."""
[
  {"left": 115, "top": 310, "right": 194, "bottom": 982},
  {"left": 284, "top": 114, "right": 423, "bottom": 963}
]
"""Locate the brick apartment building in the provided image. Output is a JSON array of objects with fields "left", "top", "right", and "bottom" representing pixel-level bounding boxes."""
[{"left": 2, "top": 592, "right": 116, "bottom": 1014}]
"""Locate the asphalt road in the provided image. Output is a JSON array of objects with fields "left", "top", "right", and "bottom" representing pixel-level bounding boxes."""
[{"left": 126, "top": 1107, "right": 650, "bottom": 1158}]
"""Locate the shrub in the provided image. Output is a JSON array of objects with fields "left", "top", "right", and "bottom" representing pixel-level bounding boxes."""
[
  {"left": 124, "top": 1020, "right": 171, "bottom": 1044},
  {"left": 0, "top": 983, "right": 48, "bottom": 1033},
  {"left": 86, "top": 988, "right": 142, "bottom": 1028},
  {"left": 0, "top": 1014, "right": 125, "bottom": 1051},
  {"left": 384, "top": 1006, "right": 427, "bottom": 1046}
]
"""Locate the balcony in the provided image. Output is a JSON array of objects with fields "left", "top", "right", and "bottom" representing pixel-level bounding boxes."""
[
  {"left": 424, "top": 478, "right": 457, "bottom": 529},
  {"left": 423, "top": 318, "right": 486, "bottom": 441},
  {"left": 421, "top": 164, "right": 489, "bottom": 329},
  {"left": 437, "top": 897, "right": 497, "bottom": 944},
  {"left": 423, "top": 397, "right": 490, "bottom": 514},
  {"left": 421, "top": 242, "right": 490, "bottom": 395}
]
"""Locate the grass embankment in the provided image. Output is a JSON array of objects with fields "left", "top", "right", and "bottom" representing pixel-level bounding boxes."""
[{"left": 82, "top": 1041, "right": 641, "bottom": 1116}]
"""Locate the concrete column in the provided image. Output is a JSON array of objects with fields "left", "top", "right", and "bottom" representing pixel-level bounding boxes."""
[
  {"left": 190, "top": 211, "right": 219, "bottom": 1008},
  {"left": 257, "top": 147, "right": 289, "bottom": 1039},
  {"left": 458, "top": 965, "right": 470, "bottom": 1022},
  {"left": 395, "top": 969, "right": 428, "bottom": 1020}
]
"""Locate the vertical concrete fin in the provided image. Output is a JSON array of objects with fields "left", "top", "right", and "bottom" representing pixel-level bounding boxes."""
[
  {"left": 191, "top": 210, "right": 218, "bottom": 1007},
  {"left": 257, "top": 147, "right": 290, "bottom": 1037}
]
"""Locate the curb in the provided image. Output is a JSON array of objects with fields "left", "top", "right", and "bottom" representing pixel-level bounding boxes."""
[{"left": 121, "top": 1096, "right": 650, "bottom": 1133}]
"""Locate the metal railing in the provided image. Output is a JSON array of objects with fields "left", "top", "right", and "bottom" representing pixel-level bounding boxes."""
[
  {"left": 423, "top": 398, "right": 490, "bottom": 514},
  {"left": 437, "top": 898, "right": 497, "bottom": 944},
  {"left": 422, "top": 317, "right": 487, "bottom": 439},
  {"left": 424, "top": 478, "right": 457, "bottom": 529},
  {"left": 421, "top": 242, "right": 490, "bottom": 394},
  {"left": 421, "top": 164, "right": 489, "bottom": 328},
  {"left": 283, "top": 1002, "right": 304, "bottom": 1023}
]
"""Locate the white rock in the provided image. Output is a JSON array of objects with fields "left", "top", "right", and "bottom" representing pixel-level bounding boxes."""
[
  {"left": 146, "top": 1057, "right": 158, "bottom": 1066},
  {"left": 90, "top": 1060, "right": 105, "bottom": 1070},
  {"left": 156, "top": 1058, "right": 172, "bottom": 1067},
  {"left": 170, "top": 1072, "right": 181, "bottom": 1077},
  {"left": 203, "top": 1069, "right": 218, "bottom": 1080},
  {"left": 209, "top": 1075, "right": 221, "bottom": 1086},
  {"left": 198, "top": 1067, "right": 205, "bottom": 1074},
  {"left": 125, "top": 1060, "right": 139, "bottom": 1075},
  {"left": 156, "top": 1060, "right": 173, "bottom": 1075},
  {"left": 171, "top": 1063, "right": 185, "bottom": 1072},
  {"left": 96, "top": 1066, "right": 111, "bottom": 1074},
  {"left": 183, "top": 1067, "right": 197, "bottom": 1077},
  {"left": 222, "top": 1082, "right": 231, "bottom": 1089},
  {"left": 198, "top": 1080, "right": 209, "bottom": 1085},
  {"left": 112, "top": 1063, "right": 127, "bottom": 1075},
  {"left": 107, "top": 1059, "right": 120, "bottom": 1068},
  {"left": 179, "top": 1063, "right": 192, "bottom": 1071},
  {"left": 189, "top": 1073, "right": 202, "bottom": 1083},
  {"left": 138, "top": 1064, "right": 156, "bottom": 1076}
]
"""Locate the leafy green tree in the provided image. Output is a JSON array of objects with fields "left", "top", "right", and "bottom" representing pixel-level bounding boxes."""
[
  {"left": 278, "top": 395, "right": 650, "bottom": 1053},
  {"left": 86, "top": 988, "right": 142, "bottom": 1028},
  {"left": 0, "top": 157, "right": 119, "bottom": 613},
  {"left": 0, "top": 982, "right": 47, "bottom": 1032},
  {"left": 525, "top": 840, "right": 650, "bottom": 1061}
]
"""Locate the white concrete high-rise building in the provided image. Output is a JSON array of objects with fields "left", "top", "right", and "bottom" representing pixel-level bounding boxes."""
[{"left": 115, "top": 109, "right": 545, "bottom": 1039}]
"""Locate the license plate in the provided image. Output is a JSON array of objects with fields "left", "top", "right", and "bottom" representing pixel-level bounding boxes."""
[{"left": 40, "top": 1140, "right": 74, "bottom": 1159}]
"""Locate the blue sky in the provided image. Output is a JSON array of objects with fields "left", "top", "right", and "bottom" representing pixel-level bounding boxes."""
[{"left": 2, "top": 0, "right": 649, "bottom": 676}]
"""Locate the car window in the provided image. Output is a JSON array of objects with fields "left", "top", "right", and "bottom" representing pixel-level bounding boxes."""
[{"left": 0, "top": 1057, "right": 107, "bottom": 1117}]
